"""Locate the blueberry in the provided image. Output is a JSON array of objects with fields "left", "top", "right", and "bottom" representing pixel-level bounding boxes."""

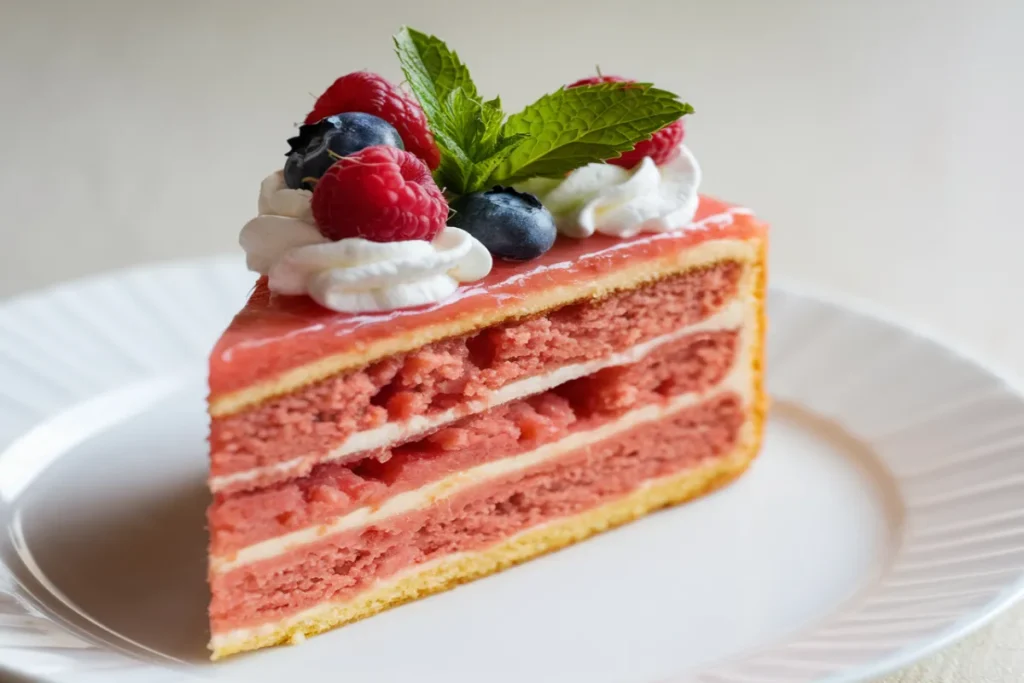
[
  {"left": 283, "top": 112, "right": 404, "bottom": 190},
  {"left": 449, "top": 187, "right": 557, "bottom": 261}
]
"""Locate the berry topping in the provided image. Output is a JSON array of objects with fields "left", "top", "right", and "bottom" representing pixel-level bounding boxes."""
[
  {"left": 305, "top": 71, "right": 441, "bottom": 171},
  {"left": 449, "top": 187, "right": 556, "bottom": 261},
  {"left": 612, "top": 118, "right": 684, "bottom": 169},
  {"left": 566, "top": 74, "right": 630, "bottom": 88},
  {"left": 283, "top": 113, "right": 404, "bottom": 190},
  {"left": 311, "top": 145, "right": 448, "bottom": 243},
  {"left": 567, "top": 75, "right": 685, "bottom": 168}
]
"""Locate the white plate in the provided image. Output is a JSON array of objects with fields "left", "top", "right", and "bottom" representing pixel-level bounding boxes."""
[{"left": 1, "top": 257, "right": 1023, "bottom": 683}]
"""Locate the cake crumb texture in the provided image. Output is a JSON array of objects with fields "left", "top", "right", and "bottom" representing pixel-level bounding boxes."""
[
  {"left": 209, "top": 329, "right": 740, "bottom": 555},
  {"left": 209, "top": 260, "right": 743, "bottom": 481},
  {"left": 210, "top": 421, "right": 763, "bottom": 660}
]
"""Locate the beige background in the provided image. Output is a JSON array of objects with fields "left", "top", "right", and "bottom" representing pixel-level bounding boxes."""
[{"left": 2, "top": 0, "right": 1023, "bottom": 680}]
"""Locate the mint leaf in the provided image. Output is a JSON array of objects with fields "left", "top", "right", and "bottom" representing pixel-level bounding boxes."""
[
  {"left": 475, "top": 97, "right": 506, "bottom": 155},
  {"left": 428, "top": 89, "right": 487, "bottom": 193},
  {"left": 487, "top": 83, "right": 693, "bottom": 186},
  {"left": 394, "top": 27, "right": 493, "bottom": 194},
  {"left": 393, "top": 27, "right": 476, "bottom": 124},
  {"left": 439, "top": 89, "right": 507, "bottom": 159},
  {"left": 430, "top": 126, "right": 474, "bottom": 194},
  {"left": 440, "top": 89, "right": 485, "bottom": 155},
  {"left": 466, "top": 133, "right": 527, "bottom": 192}
]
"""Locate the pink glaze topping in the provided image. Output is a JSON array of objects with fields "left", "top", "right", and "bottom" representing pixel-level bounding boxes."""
[{"left": 210, "top": 196, "right": 762, "bottom": 399}]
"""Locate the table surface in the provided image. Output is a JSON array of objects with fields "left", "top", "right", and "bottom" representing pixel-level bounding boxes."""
[{"left": 1, "top": 0, "right": 1022, "bottom": 680}]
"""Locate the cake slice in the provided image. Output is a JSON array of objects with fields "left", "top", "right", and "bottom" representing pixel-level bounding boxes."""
[
  {"left": 207, "top": 27, "right": 767, "bottom": 659},
  {"left": 208, "top": 196, "right": 766, "bottom": 657}
]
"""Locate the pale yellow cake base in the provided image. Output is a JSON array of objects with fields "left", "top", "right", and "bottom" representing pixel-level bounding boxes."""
[{"left": 210, "top": 412, "right": 766, "bottom": 660}]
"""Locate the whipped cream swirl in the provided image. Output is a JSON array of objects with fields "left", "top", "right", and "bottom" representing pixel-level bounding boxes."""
[
  {"left": 240, "top": 171, "right": 492, "bottom": 313},
  {"left": 524, "top": 143, "right": 702, "bottom": 239}
]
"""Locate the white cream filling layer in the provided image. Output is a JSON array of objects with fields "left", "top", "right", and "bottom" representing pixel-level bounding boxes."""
[
  {"left": 210, "top": 310, "right": 756, "bottom": 575},
  {"left": 210, "top": 298, "right": 750, "bottom": 493}
]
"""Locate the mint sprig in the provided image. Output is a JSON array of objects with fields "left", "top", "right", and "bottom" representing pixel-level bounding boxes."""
[
  {"left": 393, "top": 27, "right": 476, "bottom": 121},
  {"left": 394, "top": 27, "right": 526, "bottom": 196},
  {"left": 393, "top": 27, "right": 692, "bottom": 196},
  {"left": 488, "top": 83, "right": 692, "bottom": 186}
]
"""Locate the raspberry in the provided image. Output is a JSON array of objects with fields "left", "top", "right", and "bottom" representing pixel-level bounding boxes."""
[
  {"left": 311, "top": 145, "right": 448, "bottom": 243},
  {"left": 566, "top": 74, "right": 629, "bottom": 88},
  {"left": 567, "top": 74, "right": 685, "bottom": 168},
  {"left": 305, "top": 71, "right": 441, "bottom": 170},
  {"left": 610, "top": 118, "right": 684, "bottom": 168}
]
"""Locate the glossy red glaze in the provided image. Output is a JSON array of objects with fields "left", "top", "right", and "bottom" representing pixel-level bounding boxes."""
[{"left": 209, "top": 197, "right": 764, "bottom": 398}]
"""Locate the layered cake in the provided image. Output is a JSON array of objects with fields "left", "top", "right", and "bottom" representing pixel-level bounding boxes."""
[{"left": 207, "top": 27, "right": 768, "bottom": 659}]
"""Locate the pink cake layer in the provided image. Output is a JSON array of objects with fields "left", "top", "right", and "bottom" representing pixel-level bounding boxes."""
[
  {"left": 209, "top": 392, "right": 745, "bottom": 633},
  {"left": 210, "top": 197, "right": 762, "bottom": 398},
  {"left": 210, "top": 261, "right": 743, "bottom": 490},
  {"left": 209, "top": 329, "right": 739, "bottom": 556}
]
